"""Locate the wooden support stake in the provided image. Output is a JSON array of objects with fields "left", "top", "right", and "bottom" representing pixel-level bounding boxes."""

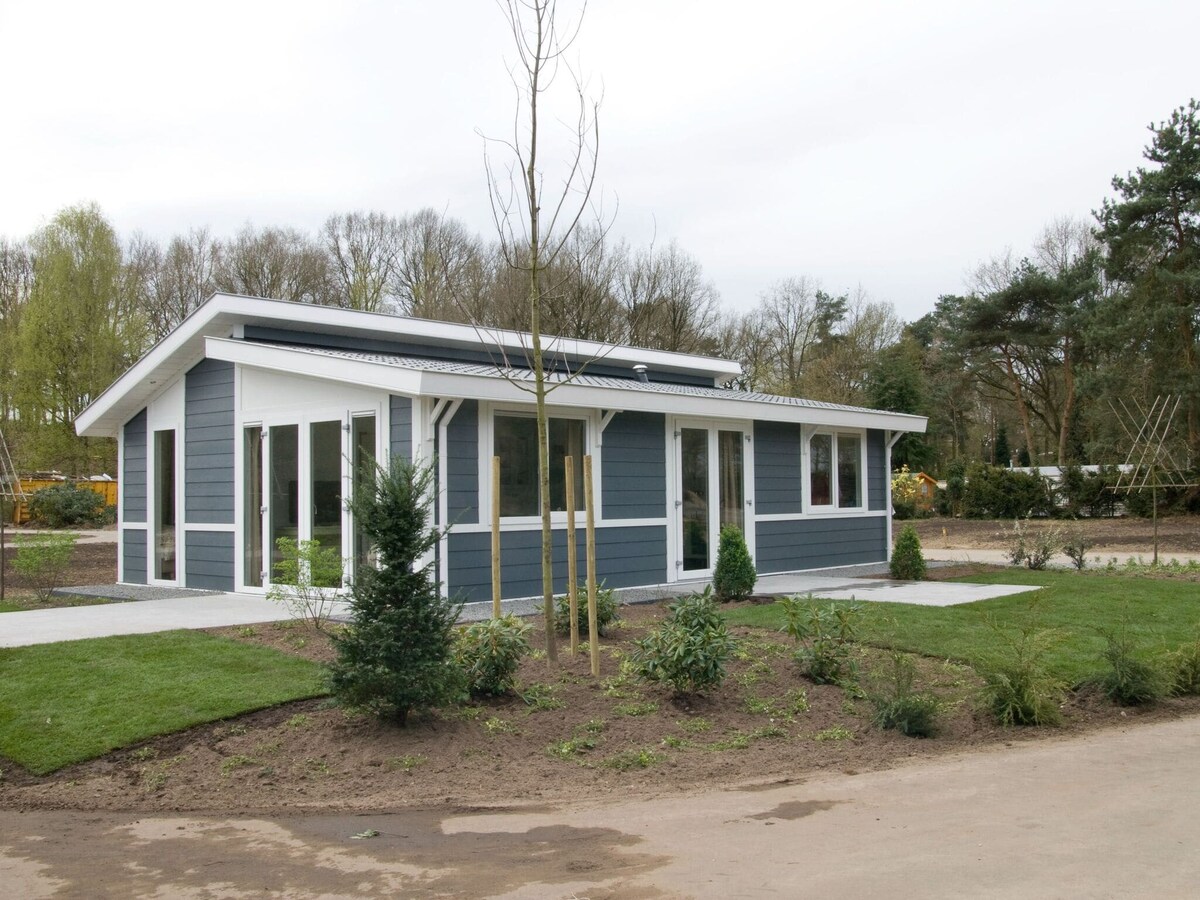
[
  {"left": 491, "top": 455, "right": 502, "bottom": 619},
  {"left": 584, "top": 454, "right": 599, "bottom": 677},
  {"left": 565, "top": 455, "right": 579, "bottom": 655}
]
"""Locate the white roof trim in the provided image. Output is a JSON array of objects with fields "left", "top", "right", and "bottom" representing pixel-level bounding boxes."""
[
  {"left": 75, "top": 293, "right": 743, "bottom": 437},
  {"left": 206, "top": 338, "right": 928, "bottom": 433}
]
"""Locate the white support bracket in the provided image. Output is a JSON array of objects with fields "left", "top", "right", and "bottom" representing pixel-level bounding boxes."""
[{"left": 599, "top": 409, "right": 620, "bottom": 433}]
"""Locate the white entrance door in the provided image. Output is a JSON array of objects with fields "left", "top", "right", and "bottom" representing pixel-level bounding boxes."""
[{"left": 673, "top": 420, "right": 753, "bottom": 580}]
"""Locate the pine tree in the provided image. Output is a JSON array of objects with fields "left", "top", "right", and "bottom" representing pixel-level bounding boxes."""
[
  {"left": 327, "top": 458, "right": 464, "bottom": 725},
  {"left": 993, "top": 426, "right": 1010, "bottom": 467}
]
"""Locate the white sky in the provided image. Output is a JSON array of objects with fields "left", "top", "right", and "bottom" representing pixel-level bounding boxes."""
[{"left": 1, "top": 0, "right": 1196, "bottom": 322}]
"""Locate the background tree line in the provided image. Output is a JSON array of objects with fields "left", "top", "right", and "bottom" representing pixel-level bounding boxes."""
[{"left": 1, "top": 100, "right": 1196, "bottom": 481}]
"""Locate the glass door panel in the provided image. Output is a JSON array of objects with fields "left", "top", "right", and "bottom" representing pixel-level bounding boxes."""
[
  {"left": 153, "top": 429, "right": 176, "bottom": 581},
  {"left": 244, "top": 426, "right": 264, "bottom": 587},
  {"left": 269, "top": 424, "right": 299, "bottom": 581},
  {"left": 352, "top": 415, "right": 377, "bottom": 577},
  {"left": 310, "top": 420, "right": 343, "bottom": 588},
  {"left": 680, "top": 427, "right": 710, "bottom": 572},
  {"left": 719, "top": 430, "right": 744, "bottom": 531}
]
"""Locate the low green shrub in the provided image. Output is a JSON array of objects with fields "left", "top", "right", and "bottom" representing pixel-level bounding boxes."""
[
  {"left": 868, "top": 652, "right": 939, "bottom": 737},
  {"left": 1099, "top": 625, "right": 1166, "bottom": 706},
  {"left": 631, "top": 586, "right": 736, "bottom": 695},
  {"left": 779, "top": 595, "right": 861, "bottom": 686},
  {"left": 713, "top": 524, "right": 757, "bottom": 601},
  {"left": 266, "top": 537, "right": 344, "bottom": 630},
  {"left": 978, "top": 624, "right": 1064, "bottom": 726},
  {"left": 889, "top": 524, "right": 926, "bottom": 580},
  {"left": 1061, "top": 526, "right": 1094, "bottom": 570},
  {"left": 12, "top": 532, "right": 78, "bottom": 601},
  {"left": 1005, "top": 518, "right": 1063, "bottom": 570},
  {"left": 26, "top": 483, "right": 108, "bottom": 528},
  {"left": 554, "top": 581, "right": 619, "bottom": 637},
  {"left": 455, "top": 614, "right": 532, "bottom": 697}
]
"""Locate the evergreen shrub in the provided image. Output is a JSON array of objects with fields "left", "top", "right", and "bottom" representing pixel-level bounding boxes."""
[
  {"left": 327, "top": 459, "right": 464, "bottom": 725},
  {"left": 632, "top": 586, "right": 736, "bottom": 695},
  {"left": 712, "top": 525, "right": 756, "bottom": 601},
  {"left": 890, "top": 524, "right": 926, "bottom": 580}
]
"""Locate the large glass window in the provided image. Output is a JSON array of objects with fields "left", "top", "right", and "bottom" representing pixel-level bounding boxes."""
[
  {"left": 310, "top": 420, "right": 343, "bottom": 587},
  {"left": 494, "top": 414, "right": 586, "bottom": 517},
  {"left": 810, "top": 433, "right": 832, "bottom": 506},
  {"left": 809, "top": 431, "right": 863, "bottom": 509},
  {"left": 837, "top": 434, "right": 862, "bottom": 508},
  {"left": 352, "top": 415, "right": 377, "bottom": 576},
  {"left": 681, "top": 427, "right": 710, "bottom": 571},
  {"left": 269, "top": 424, "right": 299, "bottom": 578},
  {"left": 244, "top": 426, "right": 263, "bottom": 587},
  {"left": 154, "top": 429, "right": 176, "bottom": 580}
]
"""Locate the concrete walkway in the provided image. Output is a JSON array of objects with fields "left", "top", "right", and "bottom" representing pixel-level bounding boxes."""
[{"left": 2, "top": 564, "right": 1037, "bottom": 648}]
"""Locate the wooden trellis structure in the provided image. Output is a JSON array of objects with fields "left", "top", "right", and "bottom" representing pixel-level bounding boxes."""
[
  {"left": 1109, "top": 396, "right": 1198, "bottom": 564},
  {"left": 1, "top": 426, "right": 27, "bottom": 603}
]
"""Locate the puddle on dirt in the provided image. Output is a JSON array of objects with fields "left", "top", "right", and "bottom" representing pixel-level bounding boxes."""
[
  {"left": 2, "top": 809, "right": 669, "bottom": 898},
  {"left": 749, "top": 800, "right": 841, "bottom": 821}
]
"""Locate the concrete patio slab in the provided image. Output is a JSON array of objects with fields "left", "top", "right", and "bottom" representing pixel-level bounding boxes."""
[
  {"left": 0, "top": 594, "right": 352, "bottom": 648},
  {"left": 5, "top": 562, "right": 1037, "bottom": 648}
]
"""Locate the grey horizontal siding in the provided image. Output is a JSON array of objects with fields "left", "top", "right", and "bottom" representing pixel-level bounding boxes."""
[
  {"left": 447, "top": 524, "right": 667, "bottom": 603},
  {"left": 123, "top": 528, "right": 147, "bottom": 584},
  {"left": 122, "top": 410, "right": 147, "bottom": 521},
  {"left": 390, "top": 395, "right": 413, "bottom": 462},
  {"left": 185, "top": 359, "right": 235, "bottom": 525},
  {"left": 754, "top": 421, "right": 802, "bottom": 515},
  {"left": 446, "top": 400, "right": 478, "bottom": 525},
  {"left": 755, "top": 516, "right": 887, "bottom": 572},
  {"left": 867, "top": 429, "right": 886, "bottom": 511},
  {"left": 185, "top": 530, "right": 235, "bottom": 591},
  {"left": 601, "top": 411, "right": 665, "bottom": 520}
]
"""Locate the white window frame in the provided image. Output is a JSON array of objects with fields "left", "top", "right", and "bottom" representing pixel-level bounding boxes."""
[
  {"left": 233, "top": 401, "right": 384, "bottom": 592},
  {"left": 479, "top": 402, "right": 600, "bottom": 526},
  {"left": 804, "top": 427, "right": 867, "bottom": 514}
]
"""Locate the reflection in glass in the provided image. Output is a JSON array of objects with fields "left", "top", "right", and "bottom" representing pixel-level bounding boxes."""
[
  {"left": 719, "top": 430, "right": 744, "bottom": 531},
  {"left": 310, "top": 420, "right": 342, "bottom": 587},
  {"left": 269, "top": 424, "right": 299, "bottom": 581},
  {"left": 681, "top": 428, "right": 709, "bottom": 571},
  {"left": 244, "top": 426, "right": 263, "bottom": 587},
  {"left": 352, "top": 415, "right": 377, "bottom": 577},
  {"left": 837, "top": 434, "right": 861, "bottom": 508},
  {"left": 154, "top": 430, "right": 176, "bottom": 580},
  {"left": 810, "top": 433, "right": 832, "bottom": 506}
]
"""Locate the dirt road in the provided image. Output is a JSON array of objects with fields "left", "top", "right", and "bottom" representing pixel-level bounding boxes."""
[{"left": 4, "top": 715, "right": 1198, "bottom": 898}]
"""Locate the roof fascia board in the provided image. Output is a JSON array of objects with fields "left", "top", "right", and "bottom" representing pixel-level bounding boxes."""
[
  {"left": 218, "top": 293, "right": 741, "bottom": 381},
  {"left": 211, "top": 338, "right": 927, "bottom": 434}
]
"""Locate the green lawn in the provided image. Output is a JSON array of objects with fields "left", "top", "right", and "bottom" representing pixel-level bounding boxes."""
[
  {"left": 726, "top": 570, "right": 1200, "bottom": 685},
  {"left": 0, "top": 631, "right": 326, "bottom": 774}
]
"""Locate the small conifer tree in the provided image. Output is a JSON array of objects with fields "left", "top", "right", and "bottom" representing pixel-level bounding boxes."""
[
  {"left": 713, "top": 524, "right": 757, "bottom": 601},
  {"left": 890, "top": 524, "right": 927, "bottom": 580},
  {"left": 327, "top": 458, "right": 464, "bottom": 725}
]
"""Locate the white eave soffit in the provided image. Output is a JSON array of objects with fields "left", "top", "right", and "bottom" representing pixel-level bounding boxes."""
[{"left": 207, "top": 337, "right": 929, "bottom": 434}]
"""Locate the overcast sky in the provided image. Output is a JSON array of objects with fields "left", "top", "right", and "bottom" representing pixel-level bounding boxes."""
[{"left": 1, "top": 0, "right": 1196, "bottom": 322}]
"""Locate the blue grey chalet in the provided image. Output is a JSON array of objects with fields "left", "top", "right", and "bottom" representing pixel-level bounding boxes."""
[{"left": 76, "top": 294, "right": 928, "bottom": 601}]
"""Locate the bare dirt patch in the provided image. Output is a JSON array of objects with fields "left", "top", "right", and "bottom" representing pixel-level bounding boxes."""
[
  {"left": 911, "top": 515, "right": 1200, "bottom": 555},
  {"left": 0, "top": 540, "right": 119, "bottom": 609},
  {"left": 3, "top": 601, "right": 1198, "bottom": 816}
]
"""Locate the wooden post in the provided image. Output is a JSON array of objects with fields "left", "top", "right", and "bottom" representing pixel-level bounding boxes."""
[
  {"left": 565, "top": 455, "right": 579, "bottom": 655},
  {"left": 491, "top": 455, "right": 502, "bottom": 618},
  {"left": 584, "top": 454, "right": 599, "bottom": 677}
]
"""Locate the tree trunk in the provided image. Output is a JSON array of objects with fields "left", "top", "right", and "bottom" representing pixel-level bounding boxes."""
[{"left": 1002, "top": 348, "right": 1037, "bottom": 464}]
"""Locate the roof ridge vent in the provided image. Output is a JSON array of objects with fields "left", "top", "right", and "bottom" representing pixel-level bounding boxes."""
[{"left": 632, "top": 364, "right": 649, "bottom": 383}]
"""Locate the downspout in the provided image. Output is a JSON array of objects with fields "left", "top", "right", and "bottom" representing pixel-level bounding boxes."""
[
  {"left": 885, "top": 431, "right": 905, "bottom": 563},
  {"left": 432, "top": 398, "right": 462, "bottom": 595}
]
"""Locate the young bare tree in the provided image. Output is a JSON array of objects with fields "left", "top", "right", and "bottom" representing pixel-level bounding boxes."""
[{"left": 486, "top": 0, "right": 602, "bottom": 662}]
